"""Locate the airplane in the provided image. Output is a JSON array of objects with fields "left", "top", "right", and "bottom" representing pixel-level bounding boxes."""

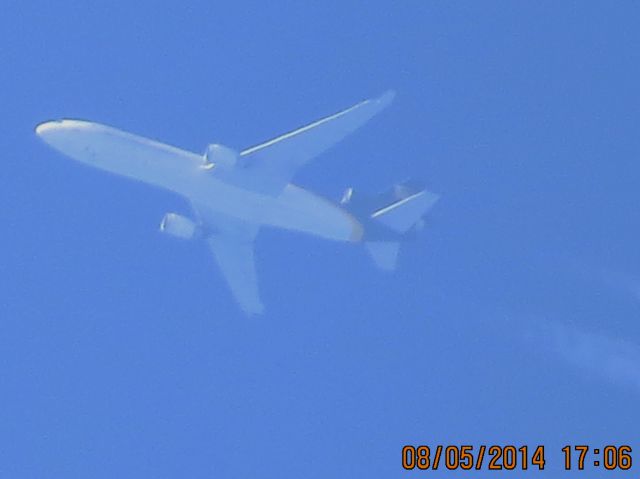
[{"left": 35, "top": 91, "right": 439, "bottom": 315}]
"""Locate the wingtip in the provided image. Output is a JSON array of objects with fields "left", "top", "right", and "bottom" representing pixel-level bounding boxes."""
[{"left": 377, "top": 89, "right": 397, "bottom": 107}]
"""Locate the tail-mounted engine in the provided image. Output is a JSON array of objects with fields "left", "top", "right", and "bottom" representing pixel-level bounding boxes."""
[
  {"left": 159, "top": 213, "right": 200, "bottom": 240},
  {"left": 340, "top": 179, "right": 436, "bottom": 237},
  {"left": 340, "top": 179, "right": 427, "bottom": 215}
]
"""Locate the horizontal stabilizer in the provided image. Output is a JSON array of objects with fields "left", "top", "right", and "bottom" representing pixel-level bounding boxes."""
[
  {"left": 366, "top": 241, "right": 400, "bottom": 271},
  {"left": 371, "top": 190, "right": 439, "bottom": 233}
]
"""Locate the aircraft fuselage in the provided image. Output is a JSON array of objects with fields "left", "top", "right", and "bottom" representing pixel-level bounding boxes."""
[{"left": 36, "top": 120, "right": 363, "bottom": 242}]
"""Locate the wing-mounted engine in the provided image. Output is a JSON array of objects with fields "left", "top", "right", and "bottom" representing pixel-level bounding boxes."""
[
  {"left": 159, "top": 212, "right": 200, "bottom": 240},
  {"left": 203, "top": 143, "right": 238, "bottom": 171}
]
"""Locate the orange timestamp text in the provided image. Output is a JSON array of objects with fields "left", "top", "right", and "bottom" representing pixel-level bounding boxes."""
[{"left": 402, "top": 445, "right": 546, "bottom": 471}]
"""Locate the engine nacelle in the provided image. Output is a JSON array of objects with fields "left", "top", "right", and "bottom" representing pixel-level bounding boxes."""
[
  {"left": 204, "top": 143, "right": 238, "bottom": 171},
  {"left": 159, "top": 213, "right": 199, "bottom": 240}
]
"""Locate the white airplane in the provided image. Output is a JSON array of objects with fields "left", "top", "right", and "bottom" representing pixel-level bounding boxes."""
[{"left": 35, "top": 91, "right": 438, "bottom": 314}]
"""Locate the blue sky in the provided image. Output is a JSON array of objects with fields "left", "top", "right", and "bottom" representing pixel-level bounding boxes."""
[{"left": 1, "top": 1, "right": 639, "bottom": 477}]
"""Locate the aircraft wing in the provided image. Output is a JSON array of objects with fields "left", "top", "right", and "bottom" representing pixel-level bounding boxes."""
[
  {"left": 235, "top": 90, "right": 396, "bottom": 195},
  {"left": 192, "top": 202, "right": 264, "bottom": 315},
  {"left": 206, "top": 235, "right": 263, "bottom": 315}
]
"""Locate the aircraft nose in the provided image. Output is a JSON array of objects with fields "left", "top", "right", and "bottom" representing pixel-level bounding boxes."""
[
  {"left": 35, "top": 119, "right": 87, "bottom": 155},
  {"left": 35, "top": 119, "right": 93, "bottom": 151},
  {"left": 35, "top": 118, "right": 99, "bottom": 166},
  {"left": 35, "top": 120, "right": 64, "bottom": 138},
  {"left": 35, "top": 119, "right": 95, "bottom": 137}
]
